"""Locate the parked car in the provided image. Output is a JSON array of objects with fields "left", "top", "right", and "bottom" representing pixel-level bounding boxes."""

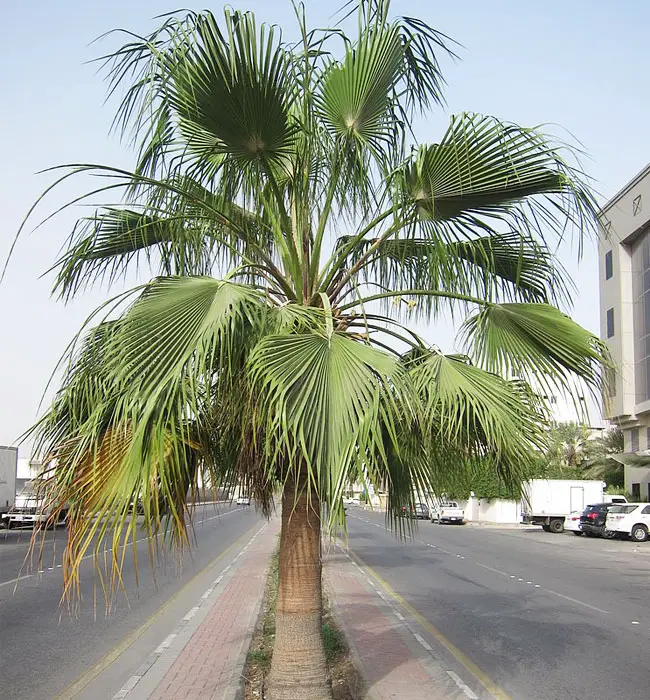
[
  {"left": 400, "top": 503, "right": 429, "bottom": 519},
  {"left": 237, "top": 495, "right": 251, "bottom": 506},
  {"left": 564, "top": 510, "right": 583, "bottom": 536},
  {"left": 431, "top": 502, "right": 464, "bottom": 524},
  {"left": 413, "top": 503, "right": 429, "bottom": 520},
  {"left": 579, "top": 503, "right": 618, "bottom": 538},
  {"left": 606, "top": 503, "right": 650, "bottom": 542}
]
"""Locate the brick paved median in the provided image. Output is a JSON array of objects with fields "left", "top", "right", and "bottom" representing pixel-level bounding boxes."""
[{"left": 148, "top": 521, "right": 279, "bottom": 700}]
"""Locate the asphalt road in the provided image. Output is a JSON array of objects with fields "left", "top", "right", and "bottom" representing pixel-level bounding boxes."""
[
  {"left": 0, "top": 503, "right": 266, "bottom": 700},
  {"left": 345, "top": 507, "right": 650, "bottom": 700}
]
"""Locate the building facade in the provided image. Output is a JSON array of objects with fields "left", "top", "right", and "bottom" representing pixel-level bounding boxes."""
[{"left": 599, "top": 163, "right": 650, "bottom": 500}]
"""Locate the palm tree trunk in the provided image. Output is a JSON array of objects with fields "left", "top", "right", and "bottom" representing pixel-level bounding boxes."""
[{"left": 267, "top": 473, "right": 331, "bottom": 700}]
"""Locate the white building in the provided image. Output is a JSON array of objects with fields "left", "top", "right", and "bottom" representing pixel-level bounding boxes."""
[{"left": 598, "top": 163, "right": 650, "bottom": 500}]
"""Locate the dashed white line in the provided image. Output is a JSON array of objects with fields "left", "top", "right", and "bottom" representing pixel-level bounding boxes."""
[
  {"left": 447, "top": 670, "right": 479, "bottom": 699},
  {"left": 413, "top": 633, "right": 433, "bottom": 651},
  {"left": 0, "top": 574, "right": 33, "bottom": 588},
  {"left": 113, "top": 675, "right": 140, "bottom": 698},
  {"left": 201, "top": 588, "right": 214, "bottom": 599},
  {"left": 632, "top": 620, "right": 640, "bottom": 625},
  {"left": 395, "top": 611, "right": 404, "bottom": 621},
  {"left": 154, "top": 633, "right": 176, "bottom": 654},
  {"left": 545, "top": 589, "right": 610, "bottom": 614},
  {"left": 182, "top": 606, "right": 200, "bottom": 621}
]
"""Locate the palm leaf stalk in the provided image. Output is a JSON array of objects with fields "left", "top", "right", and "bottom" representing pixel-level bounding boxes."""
[{"left": 17, "top": 2, "right": 610, "bottom": 698}]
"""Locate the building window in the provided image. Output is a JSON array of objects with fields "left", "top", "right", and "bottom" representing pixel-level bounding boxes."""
[
  {"left": 632, "top": 483, "right": 641, "bottom": 500},
  {"left": 631, "top": 427, "right": 639, "bottom": 452},
  {"left": 605, "top": 250, "right": 613, "bottom": 280},
  {"left": 606, "top": 308, "right": 615, "bottom": 338}
]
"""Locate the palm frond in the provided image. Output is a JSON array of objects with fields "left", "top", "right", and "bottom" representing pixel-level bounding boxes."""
[
  {"left": 339, "top": 230, "right": 571, "bottom": 313},
  {"left": 248, "top": 330, "right": 401, "bottom": 530},
  {"left": 409, "top": 351, "right": 546, "bottom": 493},
  {"left": 402, "top": 113, "right": 597, "bottom": 246},
  {"left": 462, "top": 303, "right": 611, "bottom": 399},
  {"left": 318, "top": 24, "right": 403, "bottom": 154}
]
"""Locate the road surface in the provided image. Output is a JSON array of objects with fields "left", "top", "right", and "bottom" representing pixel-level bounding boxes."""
[
  {"left": 345, "top": 506, "right": 650, "bottom": 700},
  {"left": 0, "top": 503, "right": 265, "bottom": 700}
]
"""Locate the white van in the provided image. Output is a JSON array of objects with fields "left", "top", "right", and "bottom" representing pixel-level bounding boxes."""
[
  {"left": 606, "top": 503, "right": 650, "bottom": 542},
  {"left": 603, "top": 494, "right": 628, "bottom": 504}
]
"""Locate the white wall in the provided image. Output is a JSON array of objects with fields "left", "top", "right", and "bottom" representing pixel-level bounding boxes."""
[
  {"left": 464, "top": 496, "right": 521, "bottom": 524},
  {"left": 624, "top": 465, "right": 650, "bottom": 501}
]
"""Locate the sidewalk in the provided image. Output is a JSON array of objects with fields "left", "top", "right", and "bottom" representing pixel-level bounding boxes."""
[
  {"left": 107, "top": 519, "right": 483, "bottom": 700},
  {"left": 115, "top": 518, "right": 279, "bottom": 700},
  {"left": 324, "top": 543, "right": 483, "bottom": 700}
]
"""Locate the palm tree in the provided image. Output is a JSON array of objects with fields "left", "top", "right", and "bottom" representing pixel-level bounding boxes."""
[{"left": 20, "top": 2, "right": 609, "bottom": 698}]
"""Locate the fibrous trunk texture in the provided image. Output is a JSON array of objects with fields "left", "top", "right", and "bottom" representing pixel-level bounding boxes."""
[{"left": 267, "top": 474, "right": 331, "bottom": 699}]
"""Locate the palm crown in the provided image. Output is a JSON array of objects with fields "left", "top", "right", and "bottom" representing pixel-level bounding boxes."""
[{"left": 24, "top": 0, "right": 607, "bottom": 639}]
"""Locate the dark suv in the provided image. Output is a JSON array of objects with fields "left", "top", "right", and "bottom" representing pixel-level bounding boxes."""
[{"left": 580, "top": 503, "right": 618, "bottom": 538}]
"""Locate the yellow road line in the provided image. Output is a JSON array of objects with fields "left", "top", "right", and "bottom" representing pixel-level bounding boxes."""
[
  {"left": 346, "top": 548, "right": 513, "bottom": 700},
  {"left": 54, "top": 519, "right": 265, "bottom": 700}
]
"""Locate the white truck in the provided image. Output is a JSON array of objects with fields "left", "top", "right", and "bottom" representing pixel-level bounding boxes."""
[
  {"left": 2, "top": 477, "right": 68, "bottom": 529},
  {"left": 521, "top": 479, "right": 605, "bottom": 533},
  {"left": 0, "top": 446, "right": 17, "bottom": 522},
  {"left": 431, "top": 501, "right": 465, "bottom": 524}
]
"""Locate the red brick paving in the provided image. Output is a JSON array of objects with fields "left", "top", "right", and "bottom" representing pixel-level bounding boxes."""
[{"left": 149, "top": 523, "right": 278, "bottom": 700}]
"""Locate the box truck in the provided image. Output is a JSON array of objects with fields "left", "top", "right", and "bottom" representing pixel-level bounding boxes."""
[
  {"left": 521, "top": 479, "right": 605, "bottom": 533},
  {"left": 0, "top": 446, "right": 17, "bottom": 519}
]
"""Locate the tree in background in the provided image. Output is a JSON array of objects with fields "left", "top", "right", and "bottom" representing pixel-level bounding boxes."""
[{"left": 17, "top": 2, "right": 609, "bottom": 698}]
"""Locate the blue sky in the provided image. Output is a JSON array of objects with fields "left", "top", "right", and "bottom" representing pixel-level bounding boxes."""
[{"left": 1, "top": 0, "right": 648, "bottom": 450}]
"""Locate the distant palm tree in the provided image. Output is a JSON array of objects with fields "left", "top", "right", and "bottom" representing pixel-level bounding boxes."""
[{"left": 23, "top": 2, "right": 609, "bottom": 697}]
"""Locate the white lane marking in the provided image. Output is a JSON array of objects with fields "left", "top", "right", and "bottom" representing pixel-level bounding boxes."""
[
  {"left": 447, "top": 670, "right": 479, "bottom": 699},
  {"left": 213, "top": 574, "right": 223, "bottom": 585},
  {"left": 182, "top": 606, "right": 200, "bottom": 621},
  {"left": 534, "top": 584, "right": 541, "bottom": 588},
  {"left": 154, "top": 633, "right": 177, "bottom": 654},
  {"left": 0, "top": 507, "right": 245, "bottom": 587},
  {"left": 632, "top": 620, "right": 640, "bottom": 625},
  {"left": 113, "top": 674, "right": 141, "bottom": 697},
  {"left": 414, "top": 632, "right": 432, "bottom": 651},
  {"left": 201, "top": 588, "right": 214, "bottom": 600},
  {"left": 395, "top": 611, "right": 404, "bottom": 621},
  {"left": 476, "top": 562, "right": 511, "bottom": 578},
  {"left": 0, "top": 574, "right": 33, "bottom": 588},
  {"left": 545, "top": 589, "right": 610, "bottom": 614}
]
